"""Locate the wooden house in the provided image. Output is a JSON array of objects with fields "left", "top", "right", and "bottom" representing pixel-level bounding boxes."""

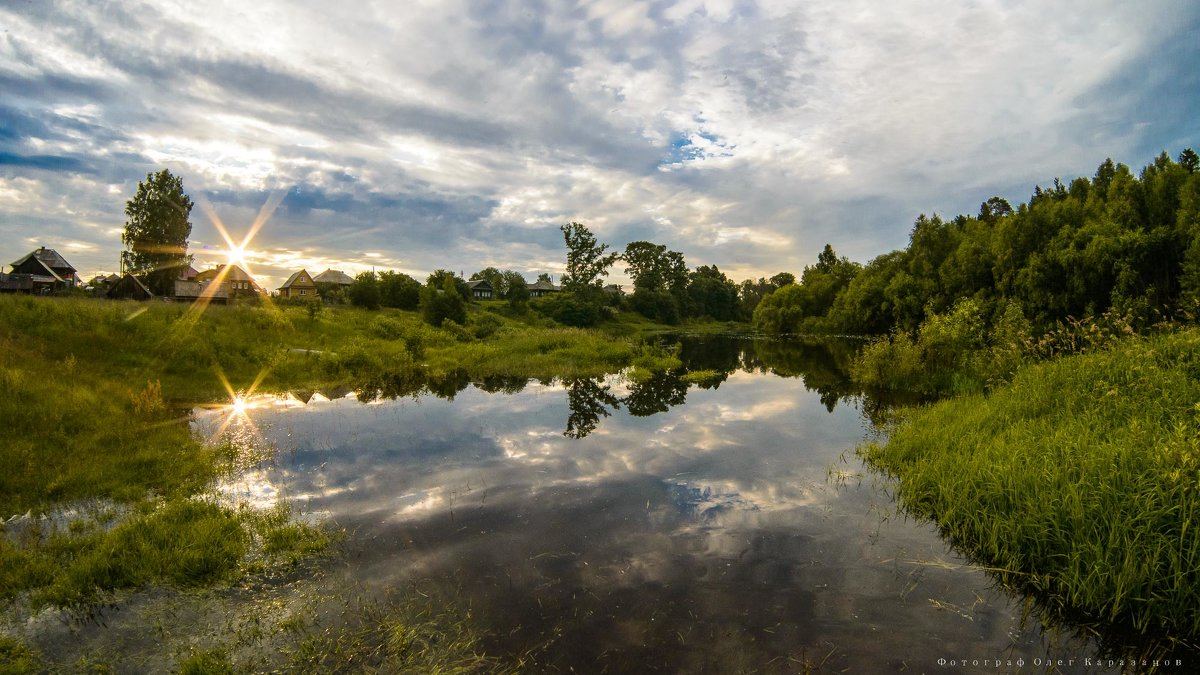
[
  {"left": 172, "top": 278, "right": 228, "bottom": 304},
  {"left": 465, "top": 278, "right": 494, "bottom": 299},
  {"left": 2, "top": 247, "right": 79, "bottom": 294},
  {"left": 195, "top": 264, "right": 262, "bottom": 300},
  {"left": 106, "top": 274, "right": 155, "bottom": 300},
  {"left": 527, "top": 278, "right": 560, "bottom": 298},
  {"left": 278, "top": 269, "right": 319, "bottom": 298}
]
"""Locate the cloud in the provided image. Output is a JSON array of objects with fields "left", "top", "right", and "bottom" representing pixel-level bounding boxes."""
[{"left": 1, "top": 0, "right": 1198, "bottom": 286}]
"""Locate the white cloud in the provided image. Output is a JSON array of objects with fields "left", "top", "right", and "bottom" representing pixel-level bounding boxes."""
[{"left": 1, "top": 0, "right": 1197, "bottom": 280}]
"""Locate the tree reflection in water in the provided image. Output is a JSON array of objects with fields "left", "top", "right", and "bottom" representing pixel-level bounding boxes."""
[
  {"left": 345, "top": 335, "right": 891, "bottom": 439},
  {"left": 563, "top": 378, "right": 621, "bottom": 439}
]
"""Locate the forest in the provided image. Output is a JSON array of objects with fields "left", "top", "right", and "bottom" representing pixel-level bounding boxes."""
[{"left": 756, "top": 149, "right": 1200, "bottom": 336}]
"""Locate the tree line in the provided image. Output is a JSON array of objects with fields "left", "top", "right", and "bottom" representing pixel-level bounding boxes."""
[
  {"left": 754, "top": 148, "right": 1200, "bottom": 338},
  {"left": 122, "top": 148, "right": 1200, "bottom": 337}
]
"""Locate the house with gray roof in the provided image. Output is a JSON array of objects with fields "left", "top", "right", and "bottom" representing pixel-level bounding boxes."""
[{"left": 1, "top": 246, "right": 79, "bottom": 294}]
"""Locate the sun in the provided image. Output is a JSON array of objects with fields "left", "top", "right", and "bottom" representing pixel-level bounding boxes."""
[
  {"left": 226, "top": 244, "right": 247, "bottom": 268},
  {"left": 230, "top": 395, "right": 249, "bottom": 415}
]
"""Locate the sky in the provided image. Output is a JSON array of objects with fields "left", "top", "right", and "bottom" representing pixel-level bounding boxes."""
[{"left": 2, "top": 0, "right": 1199, "bottom": 290}]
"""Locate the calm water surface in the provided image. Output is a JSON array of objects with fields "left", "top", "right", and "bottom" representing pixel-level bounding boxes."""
[{"left": 194, "top": 337, "right": 1111, "bottom": 673}]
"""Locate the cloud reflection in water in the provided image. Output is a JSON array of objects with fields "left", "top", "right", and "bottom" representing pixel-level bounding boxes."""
[{"left": 191, "top": 363, "right": 1101, "bottom": 671}]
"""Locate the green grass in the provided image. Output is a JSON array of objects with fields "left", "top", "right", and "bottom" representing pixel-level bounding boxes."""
[
  {"left": 0, "top": 499, "right": 333, "bottom": 609},
  {"left": 0, "top": 295, "right": 738, "bottom": 670},
  {"left": 0, "top": 296, "right": 668, "bottom": 516},
  {"left": 0, "top": 636, "right": 40, "bottom": 674},
  {"left": 861, "top": 329, "right": 1200, "bottom": 641},
  {"left": 0, "top": 295, "right": 680, "bottom": 618}
]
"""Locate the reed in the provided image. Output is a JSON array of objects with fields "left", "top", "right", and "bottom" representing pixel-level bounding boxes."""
[{"left": 861, "top": 329, "right": 1200, "bottom": 641}]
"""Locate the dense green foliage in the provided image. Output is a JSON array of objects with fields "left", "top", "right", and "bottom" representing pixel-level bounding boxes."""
[
  {"left": 757, "top": 150, "right": 1200, "bottom": 342},
  {"left": 120, "top": 169, "right": 194, "bottom": 296},
  {"left": 420, "top": 275, "right": 469, "bottom": 327},
  {"left": 560, "top": 221, "right": 618, "bottom": 295},
  {"left": 861, "top": 330, "right": 1200, "bottom": 639}
]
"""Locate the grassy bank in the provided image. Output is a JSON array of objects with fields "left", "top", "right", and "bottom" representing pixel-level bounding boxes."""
[
  {"left": 0, "top": 295, "right": 662, "bottom": 515},
  {"left": 0, "top": 295, "right": 679, "bottom": 621},
  {"left": 860, "top": 329, "right": 1200, "bottom": 643}
]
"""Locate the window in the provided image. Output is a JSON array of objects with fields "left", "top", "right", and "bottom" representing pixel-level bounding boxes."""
[{"left": 299, "top": 289, "right": 306, "bottom": 295}]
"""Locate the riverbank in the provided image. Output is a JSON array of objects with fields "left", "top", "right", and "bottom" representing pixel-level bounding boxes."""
[
  {"left": 0, "top": 295, "right": 696, "bottom": 671},
  {"left": 860, "top": 329, "right": 1200, "bottom": 650}
]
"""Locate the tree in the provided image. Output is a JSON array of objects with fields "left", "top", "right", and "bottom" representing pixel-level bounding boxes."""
[
  {"left": 622, "top": 241, "right": 687, "bottom": 293},
  {"left": 769, "top": 272, "right": 795, "bottom": 288},
  {"left": 426, "top": 269, "right": 470, "bottom": 300},
  {"left": 560, "top": 222, "right": 617, "bottom": 295},
  {"left": 501, "top": 271, "right": 529, "bottom": 308},
  {"left": 420, "top": 275, "right": 467, "bottom": 327},
  {"left": 686, "top": 265, "right": 739, "bottom": 320},
  {"left": 349, "top": 271, "right": 381, "bottom": 309},
  {"left": 121, "top": 169, "right": 194, "bottom": 295},
  {"left": 978, "top": 197, "right": 1013, "bottom": 222},
  {"left": 1180, "top": 148, "right": 1198, "bottom": 173},
  {"left": 378, "top": 271, "right": 421, "bottom": 310},
  {"left": 536, "top": 272, "right": 554, "bottom": 285},
  {"left": 622, "top": 240, "right": 688, "bottom": 322}
]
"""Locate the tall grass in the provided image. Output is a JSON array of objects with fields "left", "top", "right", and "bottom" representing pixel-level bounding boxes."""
[{"left": 861, "top": 330, "right": 1200, "bottom": 641}]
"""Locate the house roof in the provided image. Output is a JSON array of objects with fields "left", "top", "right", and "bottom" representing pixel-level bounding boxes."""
[
  {"left": 107, "top": 274, "right": 154, "bottom": 299},
  {"left": 466, "top": 279, "right": 493, "bottom": 290},
  {"left": 12, "top": 255, "right": 65, "bottom": 282},
  {"left": 313, "top": 269, "right": 355, "bottom": 285},
  {"left": 196, "top": 264, "right": 258, "bottom": 284},
  {"left": 529, "top": 279, "right": 559, "bottom": 291},
  {"left": 10, "top": 247, "right": 75, "bottom": 274},
  {"left": 279, "top": 269, "right": 316, "bottom": 289}
]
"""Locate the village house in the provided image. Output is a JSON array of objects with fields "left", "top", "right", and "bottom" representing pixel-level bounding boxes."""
[
  {"left": 527, "top": 278, "right": 560, "bottom": 298},
  {"left": 106, "top": 274, "right": 155, "bottom": 301},
  {"left": 312, "top": 269, "right": 355, "bottom": 288},
  {"left": 465, "top": 278, "right": 493, "bottom": 299},
  {"left": 195, "top": 264, "right": 262, "bottom": 300},
  {"left": 277, "top": 269, "right": 319, "bottom": 299},
  {"left": 0, "top": 246, "right": 79, "bottom": 294}
]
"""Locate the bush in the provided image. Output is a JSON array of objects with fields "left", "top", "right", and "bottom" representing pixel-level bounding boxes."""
[
  {"left": 419, "top": 281, "right": 467, "bottom": 327},
  {"left": 470, "top": 312, "right": 504, "bottom": 339},
  {"left": 531, "top": 292, "right": 602, "bottom": 327}
]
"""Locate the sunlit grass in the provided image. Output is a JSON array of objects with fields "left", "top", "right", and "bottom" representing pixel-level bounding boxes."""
[{"left": 861, "top": 329, "right": 1200, "bottom": 642}]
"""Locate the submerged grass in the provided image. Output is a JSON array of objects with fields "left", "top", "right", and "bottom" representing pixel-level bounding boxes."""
[
  {"left": 0, "top": 499, "right": 332, "bottom": 609},
  {"left": 861, "top": 329, "right": 1200, "bottom": 642}
]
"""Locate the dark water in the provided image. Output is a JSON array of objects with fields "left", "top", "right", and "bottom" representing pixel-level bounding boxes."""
[{"left": 198, "top": 337, "right": 1115, "bottom": 673}]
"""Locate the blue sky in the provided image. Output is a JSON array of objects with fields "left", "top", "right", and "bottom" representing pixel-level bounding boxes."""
[{"left": 1, "top": 0, "right": 1198, "bottom": 289}]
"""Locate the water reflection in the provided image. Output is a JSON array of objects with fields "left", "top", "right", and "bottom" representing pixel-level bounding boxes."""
[
  {"left": 190, "top": 336, "right": 1127, "bottom": 672},
  {"left": 186, "top": 336, "right": 1200, "bottom": 670}
]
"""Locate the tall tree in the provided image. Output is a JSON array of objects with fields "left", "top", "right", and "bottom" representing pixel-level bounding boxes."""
[
  {"left": 121, "top": 169, "right": 194, "bottom": 295},
  {"left": 560, "top": 222, "right": 617, "bottom": 295},
  {"left": 622, "top": 241, "right": 688, "bottom": 293},
  {"left": 686, "top": 265, "right": 739, "bottom": 320}
]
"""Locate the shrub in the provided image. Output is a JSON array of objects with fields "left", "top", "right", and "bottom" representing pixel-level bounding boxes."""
[{"left": 531, "top": 292, "right": 602, "bottom": 327}]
